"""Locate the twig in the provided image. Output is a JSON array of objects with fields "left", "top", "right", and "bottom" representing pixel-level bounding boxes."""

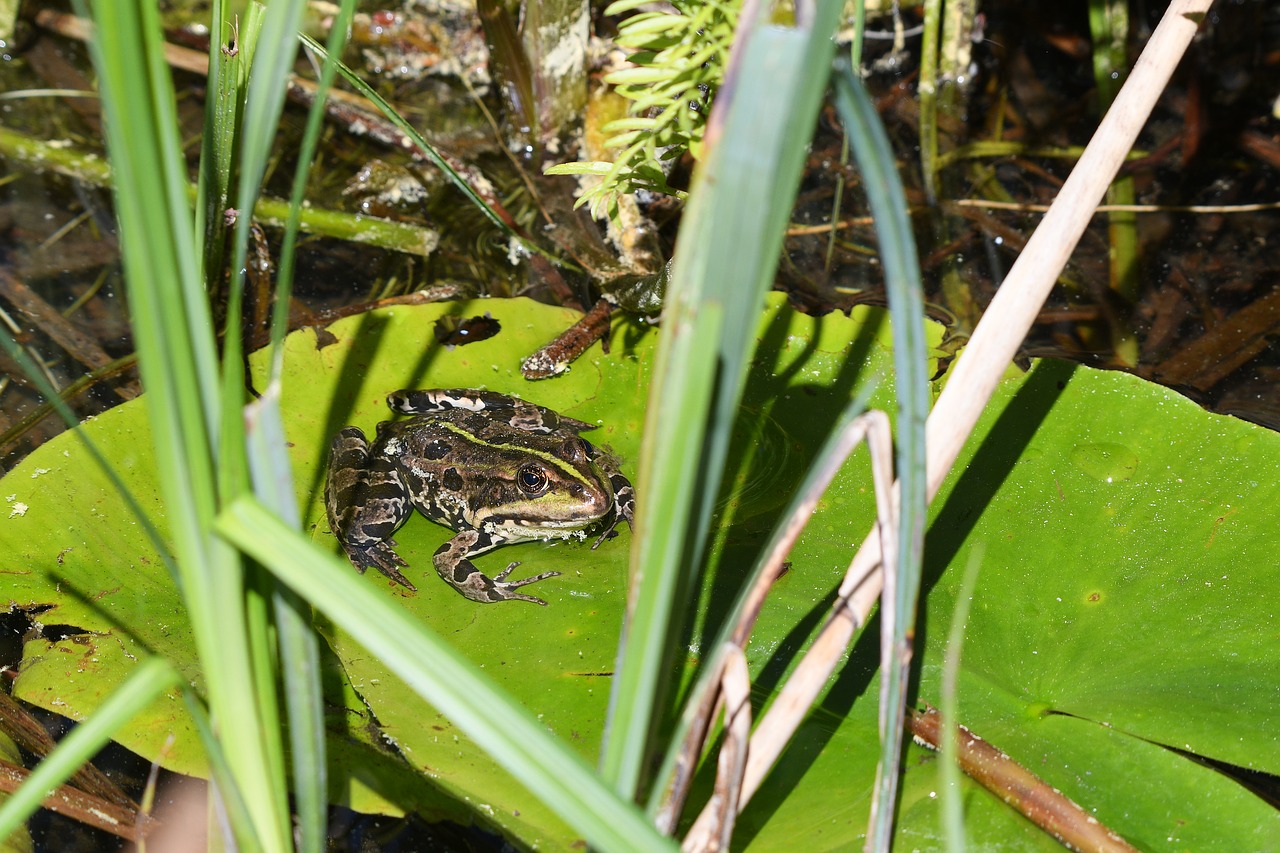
[
  {"left": 680, "top": 647, "right": 751, "bottom": 853},
  {"left": 0, "top": 268, "right": 138, "bottom": 400},
  {"left": 0, "top": 760, "right": 153, "bottom": 843},
  {"left": 910, "top": 707, "right": 1138, "bottom": 853},
  {"left": 521, "top": 296, "right": 614, "bottom": 379},
  {"left": 949, "top": 198, "right": 1280, "bottom": 214},
  {"left": 0, "top": 354, "right": 140, "bottom": 456},
  {"left": 0, "top": 692, "right": 150, "bottom": 842}
]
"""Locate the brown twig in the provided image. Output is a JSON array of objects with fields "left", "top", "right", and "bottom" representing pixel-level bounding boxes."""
[
  {"left": 1151, "top": 283, "right": 1280, "bottom": 391},
  {"left": 909, "top": 706, "right": 1138, "bottom": 853},
  {"left": 0, "top": 760, "right": 153, "bottom": 843},
  {"left": 950, "top": 198, "right": 1280, "bottom": 215},
  {"left": 679, "top": 647, "right": 751, "bottom": 853},
  {"left": 0, "top": 268, "right": 138, "bottom": 400},
  {"left": 0, "top": 691, "right": 151, "bottom": 842},
  {"left": 521, "top": 296, "right": 614, "bottom": 379},
  {"left": 0, "top": 354, "right": 138, "bottom": 455},
  {"left": 0, "top": 691, "right": 134, "bottom": 811},
  {"left": 302, "top": 284, "right": 466, "bottom": 328}
]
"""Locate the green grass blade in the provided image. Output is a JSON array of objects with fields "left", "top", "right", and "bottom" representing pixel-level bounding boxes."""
[
  {"left": 246, "top": 386, "right": 327, "bottom": 853},
  {"left": 216, "top": 496, "right": 677, "bottom": 853},
  {"left": 645, "top": 384, "right": 877, "bottom": 820},
  {"left": 0, "top": 658, "right": 181, "bottom": 841},
  {"left": 180, "top": 688, "right": 264, "bottom": 852},
  {"left": 605, "top": 301, "right": 723, "bottom": 795},
  {"left": 939, "top": 547, "right": 983, "bottom": 853},
  {"left": 75, "top": 0, "right": 290, "bottom": 845},
  {"left": 1088, "top": 0, "right": 1140, "bottom": 332},
  {"left": 917, "top": 0, "right": 943, "bottom": 202},
  {"left": 222, "top": 0, "right": 305, "bottom": 482},
  {"left": 253, "top": 4, "right": 358, "bottom": 851},
  {"left": 833, "top": 61, "right": 929, "bottom": 849},
  {"left": 194, "top": 0, "right": 241, "bottom": 297},
  {"left": 223, "top": 2, "right": 325, "bottom": 843},
  {"left": 603, "top": 0, "right": 846, "bottom": 802},
  {"left": 271, "top": 0, "right": 357, "bottom": 378}
]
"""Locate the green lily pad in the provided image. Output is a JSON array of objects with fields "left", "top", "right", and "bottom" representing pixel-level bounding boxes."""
[
  {"left": 1, "top": 295, "right": 1276, "bottom": 849},
  {"left": 733, "top": 359, "right": 1280, "bottom": 849}
]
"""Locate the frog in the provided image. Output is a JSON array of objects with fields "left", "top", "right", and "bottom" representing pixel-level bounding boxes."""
[{"left": 324, "top": 388, "right": 635, "bottom": 604}]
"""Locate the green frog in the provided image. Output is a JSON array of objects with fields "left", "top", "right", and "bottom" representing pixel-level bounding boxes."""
[{"left": 325, "top": 388, "right": 635, "bottom": 604}]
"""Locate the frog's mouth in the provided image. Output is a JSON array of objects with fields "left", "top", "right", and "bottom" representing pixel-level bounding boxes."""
[
  {"left": 479, "top": 509, "right": 614, "bottom": 541},
  {"left": 483, "top": 513, "right": 599, "bottom": 532}
]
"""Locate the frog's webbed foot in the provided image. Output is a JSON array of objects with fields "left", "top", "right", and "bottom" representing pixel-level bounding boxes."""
[
  {"left": 435, "top": 531, "right": 561, "bottom": 605},
  {"left": 490, "top": 562, "right": 563, "bottom": 606},
  {"left": 342, "top": 539, "right": 418, "bottom": 592}
]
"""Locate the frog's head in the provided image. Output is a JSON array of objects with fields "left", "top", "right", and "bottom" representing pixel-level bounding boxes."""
[{"left": 473, "top": 435, "right": 616, "bottom": 541}]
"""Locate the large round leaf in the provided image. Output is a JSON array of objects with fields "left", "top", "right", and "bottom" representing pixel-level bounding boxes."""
[
  {"left": 732, "top": 358, "right": 1279, "bottom": 849},
  {"left": 1, "top": 295, "right": 1275, "bottom": 849}
]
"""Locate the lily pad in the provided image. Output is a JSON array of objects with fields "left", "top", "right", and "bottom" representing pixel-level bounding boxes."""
[
  {"left": 1, "top": 295, "right": 1276, "bottom": 849},
  {"left": 732, "top": 359, "right": 1280, "bottom": 849}
]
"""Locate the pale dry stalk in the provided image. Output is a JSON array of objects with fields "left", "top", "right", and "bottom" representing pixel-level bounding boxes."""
[{"left": 705, "top": 0, "right": 1217, "bottom": 828}]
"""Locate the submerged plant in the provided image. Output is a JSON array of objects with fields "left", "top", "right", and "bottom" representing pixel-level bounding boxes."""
[{"left": 546, "top": 0, "right": 740, "bottom": 217}]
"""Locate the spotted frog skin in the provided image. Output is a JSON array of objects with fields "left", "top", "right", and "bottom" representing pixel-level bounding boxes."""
[{"left": 324, "top": 389, "right": 635, "bottom": 604}]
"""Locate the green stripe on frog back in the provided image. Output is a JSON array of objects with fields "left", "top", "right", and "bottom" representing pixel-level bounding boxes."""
[{"left": 430, "top": 419, "right": 596, "bottom": 487}]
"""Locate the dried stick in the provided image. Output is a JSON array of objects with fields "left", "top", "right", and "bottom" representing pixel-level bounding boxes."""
[
  {"left": 683, "top": 410, "right": 897, "bottom": 847},
  {"left": 0, "top": 760, "right": 154, "bottom": 842},
  {"left": 910, "top": 707, "right": 1138, "bottom": 853},
  {"left": 726, "top": 0, "right": 1216, "bottom": 822},
  {"left": 0, "top": 270, "right": 112, "bottom": 373},
  {"left": 680, "top": 647, "right": 752, "bottom": 853}
]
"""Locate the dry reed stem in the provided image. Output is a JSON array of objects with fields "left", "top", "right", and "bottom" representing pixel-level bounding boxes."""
[
  {"left": 684, "top": 410, "right": 897, "bottom": 845},
  {"left": 726, "top": 0, "right": 1217, "bottom": 821}
]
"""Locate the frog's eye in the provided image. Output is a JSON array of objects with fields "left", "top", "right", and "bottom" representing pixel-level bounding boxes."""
[{"left": 517, "top": 464, "right": 550, "bottom": 496}]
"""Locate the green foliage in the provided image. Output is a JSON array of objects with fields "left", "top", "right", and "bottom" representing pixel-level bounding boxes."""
[
  {"left": 833, "top": 61, "right": 929, "bottom": 847},
  {"left": 5, "top": 0, "right": 1269, "bottom": 850},
  {"left": 7, "top": 297, "right": 1280, "bottom": 849},
  {"left": 545, "top": 0, "right": 740, "bottom": 217}
]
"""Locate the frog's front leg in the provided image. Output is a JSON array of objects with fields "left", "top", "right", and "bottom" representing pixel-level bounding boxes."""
[
  {"left": 593, "top": 468, "right": 636, "bottom": 549},
  {"left": 325, "top": 427, "right": 418, "bottom": 591},
  {"left": 433, "top": 529, "right": 561, "bottom": 605}
]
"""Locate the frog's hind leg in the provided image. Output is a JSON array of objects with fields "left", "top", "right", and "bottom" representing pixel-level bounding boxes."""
[
  {"left": 325, "top": 427, "right": 418, "bottom": 591},
  {"left": 387, "top": 388, "right": 595, "bottom": 435},
  {"left": 433, "top": 529, "right": 561, "bottom": 605}
]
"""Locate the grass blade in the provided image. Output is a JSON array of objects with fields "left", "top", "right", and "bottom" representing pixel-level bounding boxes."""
[
  {"left": 603, "top": 0, "right": 846, "bottom": 802},
  {"left": 216, "top": 496, "right": 677, "bottom": 853},
  {"left": 75, "top": 0, "right": 290, "bottom": 844},
  {"left": 833, "top": 61, "right": 929, "bottom": 850},
  {"left": 253, "top": 4, "right": 358, "bottom": 850}
]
